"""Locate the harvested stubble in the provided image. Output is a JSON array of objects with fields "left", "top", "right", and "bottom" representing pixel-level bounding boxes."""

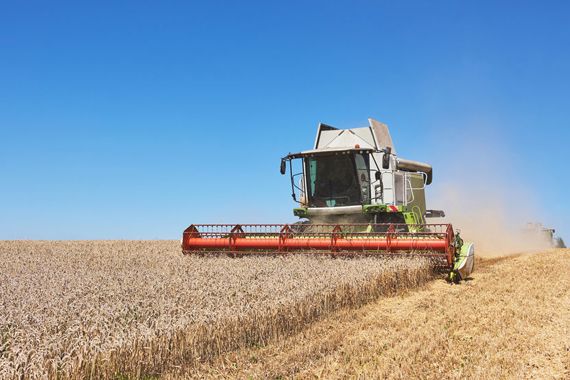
[{"left": 0, "top": 241, "right": 434, "bottom": 379}]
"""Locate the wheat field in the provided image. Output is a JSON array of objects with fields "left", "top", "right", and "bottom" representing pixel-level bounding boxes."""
[
  {"left": 0, "top": 241, "right": 434, "bottom": 379},
  {"left": 172, "top": 250, "right": 570, "bottom": 379}
]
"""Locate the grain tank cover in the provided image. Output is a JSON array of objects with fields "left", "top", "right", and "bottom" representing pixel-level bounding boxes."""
[{"left": 313, "top": 118, "right": 396, "bottom": 152}]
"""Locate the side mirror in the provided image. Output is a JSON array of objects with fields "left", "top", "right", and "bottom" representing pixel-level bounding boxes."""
[
  {"left": 382, "top": 147, "right": 391, "bottom": 169},
  {"left": 375, "top": 171, "right": 381, "bottom": 181},
  {"left": 280, "top": 159, "right": 287, "bottom": 175}
]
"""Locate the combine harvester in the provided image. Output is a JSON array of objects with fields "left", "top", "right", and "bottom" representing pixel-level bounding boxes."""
[
  {"left": 183, "top": 118, "right": 475, "bottom": 282},
  {"left": 523, "top": 222, "right": 566, "bottom": 248}
]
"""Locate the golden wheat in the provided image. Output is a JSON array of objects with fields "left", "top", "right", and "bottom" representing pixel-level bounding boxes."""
[
  {"left": 176, "top": 251, "right": 570, "bottom": 380},
  {"left": 0, "top": 241, "right": 434, "bottom": 379}
]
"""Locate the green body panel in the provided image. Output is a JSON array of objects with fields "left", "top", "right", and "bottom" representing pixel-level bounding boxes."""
[
  {"left": 363, "top": 204, "right": 388, "bottom": 214},
  {"left": 403, "top": 211, "right": 417, "bottom": 225},
  {"left": 453, "top": 243, "right": 471, "bottom": 271},
  {"left": 297, "top": 204, "right": 422, "bottom": 229},
  {"left": 407, "top": 173, "right": 427, "bottom": 224},
  {"left": 403, "top": 211, "right": 422, "bottom": 232},
  {"left": 293, "top": 208, "right": 308, "bottom": 217},
  {"left": 448, "top": 240, "right": 475, "bottom": 283}
]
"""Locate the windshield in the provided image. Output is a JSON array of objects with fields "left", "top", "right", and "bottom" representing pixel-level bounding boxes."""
[{"left": 305, "top": 153, "right": 370, "bottom": 207}]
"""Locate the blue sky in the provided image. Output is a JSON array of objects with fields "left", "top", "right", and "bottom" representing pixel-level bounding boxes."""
[{"left": 1, "top": 1, "right": 569, "bottom": 239}]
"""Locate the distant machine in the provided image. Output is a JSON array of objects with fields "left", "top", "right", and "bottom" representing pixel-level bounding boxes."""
[
  {"left": 524, "top": 222, "right": 566, "bottom": 248},
  {"left": 182, "top": 118, "right": 475, "bottom": 282}
]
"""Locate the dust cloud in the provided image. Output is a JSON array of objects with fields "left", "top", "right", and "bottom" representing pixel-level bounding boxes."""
[
  {"left": 428, "top": 129, "right": 552, "bottom": 256},
  {"left": 432, "top": 183, "right": 552, "bottom": 256}
]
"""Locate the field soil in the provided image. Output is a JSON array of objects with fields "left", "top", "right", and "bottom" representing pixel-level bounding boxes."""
[{"left": 170, "top": 250, "right": 570, "bottom": 379}]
